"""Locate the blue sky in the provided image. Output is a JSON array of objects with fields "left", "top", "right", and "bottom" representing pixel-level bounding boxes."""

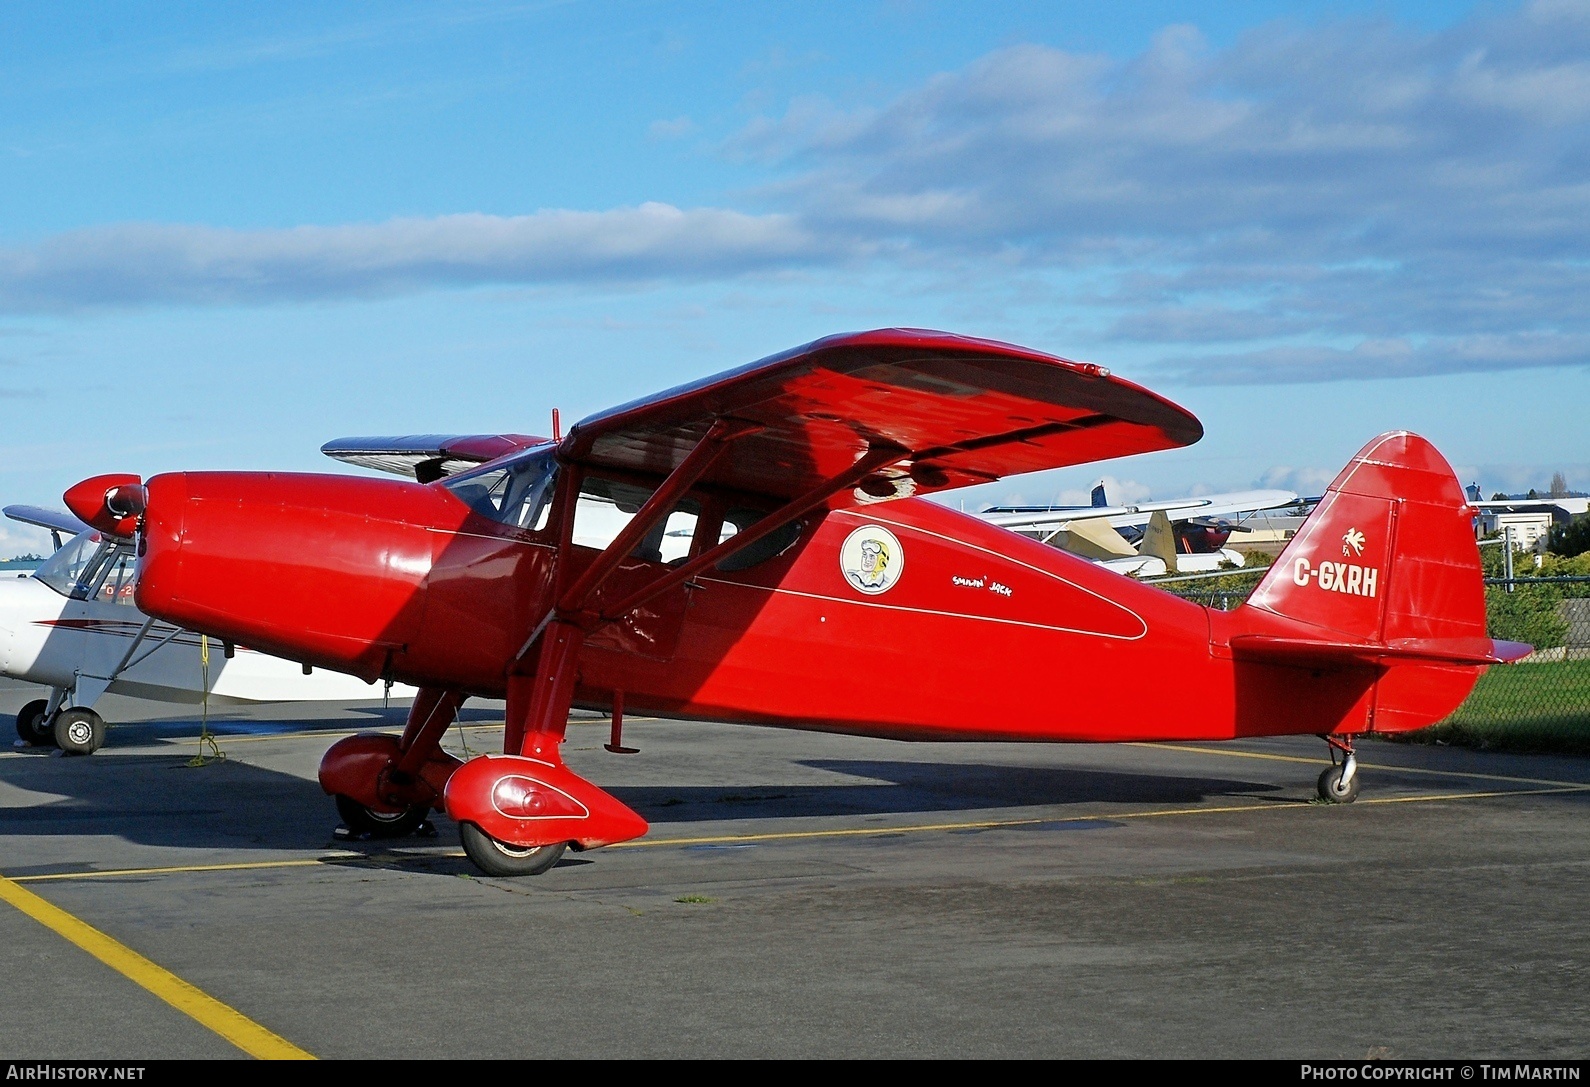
[{"left": 2, "top": 0, "right": 1587, "bottom": 553}]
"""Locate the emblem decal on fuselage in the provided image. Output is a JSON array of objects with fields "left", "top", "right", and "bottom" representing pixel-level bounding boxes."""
[{"left": 840, "top": 525, "right": 904, "bottom": 595}]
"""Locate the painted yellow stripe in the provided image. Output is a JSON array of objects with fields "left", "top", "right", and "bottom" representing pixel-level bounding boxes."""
[
  {"left": 0, "top": 875, "right": 314, "bottom": 1059},
  {"left": 11, "top": 858, "right": 349, "bottom": 883},
  {"left": 1135, "top": 741, "right": 1590, "bottom": 790},
  {"left": 618, "top": 785, "right": 1585, "bottom": 847}
]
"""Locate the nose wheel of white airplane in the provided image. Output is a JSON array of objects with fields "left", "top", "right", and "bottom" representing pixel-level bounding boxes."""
[
  {"left": 333, "top": 795, "right": 430, "bottom": 839},
  {"left": 459, "top": 823, "right": 567, "bottom": 877},
  {"left": 1317, "top": 735, "right": 1361, "bottom": 804},
  {"left": 14, "top": 699, "right": 52, "bottom": 746},
  {"left": 53, "top": 708, "right": 105, "bottom": 756}
]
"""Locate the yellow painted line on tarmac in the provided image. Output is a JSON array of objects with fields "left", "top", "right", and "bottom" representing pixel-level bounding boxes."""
[
  {"left": 1135, "top": 741, "right": 1590, "bottom": 791},
  {"left": 10, "top": 857, "right": 351, "bottom": 884},
  {"left": 0, "top": 874, "right": 314, "bottom": 1059},
  {"left": 617, "top": 784, "right": 1588, "bottom": 848},
  {"left": 1351, "top": 786, "right": 1583, "bottom": 805}
]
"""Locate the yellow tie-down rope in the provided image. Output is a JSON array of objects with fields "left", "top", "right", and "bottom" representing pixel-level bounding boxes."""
[{"left": 187, "top": 633, "right": 224, "bottom": 767}]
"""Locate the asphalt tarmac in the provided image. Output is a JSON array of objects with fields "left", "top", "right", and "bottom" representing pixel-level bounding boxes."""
[{"left": 0, "top": 679, "right": 1586, "bottom": 1060}]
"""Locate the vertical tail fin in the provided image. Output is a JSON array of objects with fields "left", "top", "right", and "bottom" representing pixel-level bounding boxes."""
[
  {"left": 1235, "top": 432, "right": 1512, "bottom": 732},
  {"left": 1138, "top": 509, "right": 1179, "bottom": 573},
  {"left": 1245, "top": 432, "right": 1487, "bottom": 645}
]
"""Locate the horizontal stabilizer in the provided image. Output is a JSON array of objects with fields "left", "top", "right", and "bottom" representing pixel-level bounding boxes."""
[
  {"left": 1230, "top": 634, "right": 1533, "bottom": 668},
  {"left": 322, "top": 434, "right": 548, "bottom": 482}
]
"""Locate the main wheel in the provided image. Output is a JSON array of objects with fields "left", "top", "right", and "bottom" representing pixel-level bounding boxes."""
[
  {"left": 15, "top": 699, "right": 52, "bottom": 745},
  {"left": 460, "top": 822, "right": 567, "bottom": 877},
  {"left": 1317, "top": 763, "right": 1361, "bottom": 804},
  {"left": 53, "top": 708, "right": 105, "bottom": 755},
  {"left": 334, "top": 794, "right": 429, "bottom": 838}
]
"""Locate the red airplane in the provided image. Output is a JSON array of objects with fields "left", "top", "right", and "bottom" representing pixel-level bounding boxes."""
[{"left": 62, "top": 329, "right": 1526, "bottom": 876}]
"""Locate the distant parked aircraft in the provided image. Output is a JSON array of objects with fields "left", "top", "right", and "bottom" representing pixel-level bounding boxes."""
[{"left": 980, "top": 487, "right": 1302, "bottom": 576}]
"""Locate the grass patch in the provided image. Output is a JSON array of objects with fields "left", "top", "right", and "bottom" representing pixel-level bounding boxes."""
[
  {"left": 674, "top": 894, "right": 717, "bottom": 905},
  {"left": 1393, "top": 659, "right": 1590, "bottom": 755}
]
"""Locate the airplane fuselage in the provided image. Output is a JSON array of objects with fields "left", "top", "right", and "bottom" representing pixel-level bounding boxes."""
[{"left": 132, "top": 469, "right": 1466, "bottom": 744}]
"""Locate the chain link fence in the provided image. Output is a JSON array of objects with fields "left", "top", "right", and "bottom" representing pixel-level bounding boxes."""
[{"left": 1161, "top": 572, "right": 1590, "bottom": 752}]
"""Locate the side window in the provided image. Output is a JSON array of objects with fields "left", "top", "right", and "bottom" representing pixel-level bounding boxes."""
[
  {"left": 573, "top": 476, "right": 699, "bottom": 565},
  {"left": 657, "top": 506, "right": 699, "bottom": 565},
  {"left": 715, "top": 507, "right": 804, "bottom": 572},
  {"left": 97, "top": 550, "right": 138, "bottom": 606}
]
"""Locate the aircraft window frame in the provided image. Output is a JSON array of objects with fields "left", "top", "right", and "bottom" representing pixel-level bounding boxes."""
[
  {"left": 33, "top": 534, "right": 135, "bottom": 601},
  {"left": 443, "top": 448, "right": 559, "bottom": 532}
]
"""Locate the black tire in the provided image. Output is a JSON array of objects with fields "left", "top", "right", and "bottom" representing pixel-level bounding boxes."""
[
  {"left": 15, "top": 699, "right": 52, "bottom": 745},
  {"left": 334, "top": 794, "right": 429, "bottom": 838},
  {"left": 459, "top": 822, "right": 567, "bottom": 877},
  {"left": 1317, "top": 763, "right": 1361, "bottom": 804},
  {"left": 53, "top": 708, "right": 105, "bottom": 756}
]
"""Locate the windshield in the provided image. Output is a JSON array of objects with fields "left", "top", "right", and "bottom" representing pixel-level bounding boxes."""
[
  {"left": 443, "top": 449, "right": 559, "bottom": 531},
  {"left": 34, "top": 531, "right": 116, "bottom": 599}
]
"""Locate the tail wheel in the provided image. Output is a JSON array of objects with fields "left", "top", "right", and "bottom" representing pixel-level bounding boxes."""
[
  {"left": 460, "top": 822, "right": 567, "bottom": 877},
  {"left": 334, "top": 794, "right": 429, "bottom": 838},
  {"left": 14, "top": 700, "right": 52, "bottom": 746},
  {"left": 53, "top": 709, "right": 105, "bottom": 756},
  {"left": 1317, "top": 764, "right": 1361, "bottom": 804}
]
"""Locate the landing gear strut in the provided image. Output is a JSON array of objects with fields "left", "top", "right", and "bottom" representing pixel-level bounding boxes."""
[
  {"left": 1317, "top": 734, "right": 1361, "bottom": 804},
  {"left": 319, "top": 687, "right": 466, "bottom": 840}
]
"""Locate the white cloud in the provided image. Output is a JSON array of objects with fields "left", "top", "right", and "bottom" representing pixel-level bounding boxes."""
[
  {"left": 1258, "top": 465, "right": 1340, "bottom": 497},
  {"left": 0, "top": 204, "right": 842, "bottom": 310}
]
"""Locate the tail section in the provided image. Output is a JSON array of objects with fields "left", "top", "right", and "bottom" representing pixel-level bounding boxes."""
[{"left": 1234, "top": 432, "right": 1525, "bottom": 732}]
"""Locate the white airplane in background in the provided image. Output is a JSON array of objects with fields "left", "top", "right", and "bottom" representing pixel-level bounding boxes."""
[
  {"left": 1, "top": 505, "right": 416, "bottom": 755},
  {"left": 979, "top": 486, "right": 1303, "bottom": 577}
]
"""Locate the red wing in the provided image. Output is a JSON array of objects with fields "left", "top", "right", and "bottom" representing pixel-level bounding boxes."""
[{"left": 561, "top": 329, "right": 1202, "bottom": 504}]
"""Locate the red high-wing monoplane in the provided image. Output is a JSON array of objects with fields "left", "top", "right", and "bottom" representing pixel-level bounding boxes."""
[{"left": 64, "top": 330, "right": 1526, "bottom": 876}]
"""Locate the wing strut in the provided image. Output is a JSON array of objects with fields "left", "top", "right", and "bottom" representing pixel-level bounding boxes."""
[
  {"left": 600, "top": 439, "right": 906, "bottom": 622},
  {"left": 556, "top": 417, "right": 758, "bottom": 617}
]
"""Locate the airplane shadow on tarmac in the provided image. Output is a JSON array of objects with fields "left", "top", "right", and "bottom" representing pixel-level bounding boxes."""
[
  {"left": 0, "top": 746, "right": 349, "bottom": 861},
  {"left": 0, "top": 743, "right": 1279, "bottom": 875},
  {"left": 611, "top": 760, "right": 1282, "bottom": 825}
]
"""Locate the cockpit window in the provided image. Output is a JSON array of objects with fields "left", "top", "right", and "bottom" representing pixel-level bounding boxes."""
[
  {"left": 34, "top": 531, "right": 133, "bottom": 601},
  {"left": 444, "top": 449, "right": 558, "bottom": 531},
  {"left": 715, "top": 507, "right": 804, "bottom": 572}
]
